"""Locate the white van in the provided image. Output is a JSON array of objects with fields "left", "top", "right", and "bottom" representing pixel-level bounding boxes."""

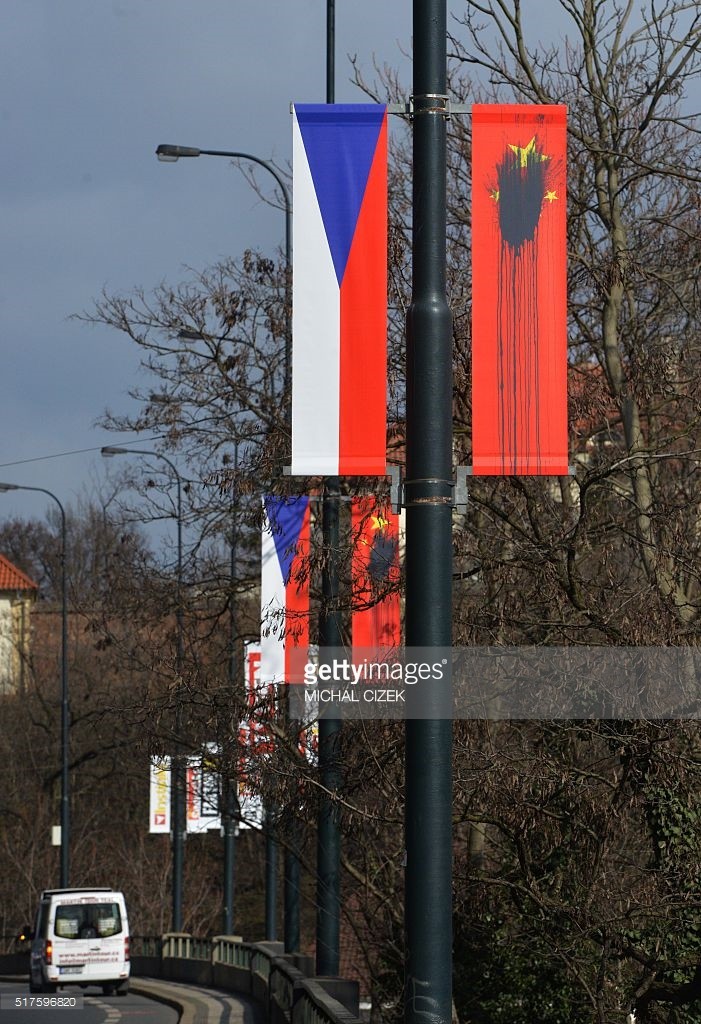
[{"left": 30, "top": 888, "right": 130, "bottom": 996}]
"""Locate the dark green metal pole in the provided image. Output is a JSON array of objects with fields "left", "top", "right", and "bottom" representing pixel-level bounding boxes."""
[
  {"left": 58, "top": 497, "right": 69, "bottom": 889},
  {"left": 315, "top": 0, "right": 342, "bottom": 978},
  {"left": 405, "top": 1, "right": 453, "bottom": 1022},
  {"left": 265, "top": 810, "right": 278, "bottom": 940},
  {"left": 316, "top": 481, "right": 342, "bottom": 977},
  {"left": 170, "top": 460, "right": 185, "bottom": 934},
  {"left": 284, "top": 818, "right": 301, "bottom": 952},
  {"left": 224, "top": 466, "right": 239, "bottom": 935},
  {"left": 222, "top": 778, "right": 237, "bottom": 934},
  {"left": 100, "top": 446, "right": 185, "bottom": 932}
]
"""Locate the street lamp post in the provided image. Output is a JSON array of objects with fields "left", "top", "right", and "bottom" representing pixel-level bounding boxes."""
[
  {"left": 405, "top": 1, "right": 454, "bottom": 1022},
  {"left": 223, "top": 444, "right": 240, "bottom": 936},
  {"left": 155, "top": 144, "right": 292, "bottom": 415},
  {"left": 0, "top": 483, "right": 69, "bottom": 887},
  {"left": 101, "top": 446, "right": 185, "bottom": 932},
  {"left": 157, "top": 142, "right": 296, "bottom": 948},
  {"left": 316, "top": 0, "right": 342, "bottom": 979}
]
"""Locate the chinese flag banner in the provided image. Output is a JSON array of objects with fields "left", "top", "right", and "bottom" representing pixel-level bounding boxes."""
[
  {"left": 472, "top": 104, "right": 569, "bottom": 475},
  {"left": 291, "top": 104, "right": 388, "bottom": 476},
  {"left": 351, "top": 496, "right": 400, "bottom": 653}
]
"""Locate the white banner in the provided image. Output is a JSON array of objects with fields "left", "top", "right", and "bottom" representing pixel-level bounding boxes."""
[
  {"left": 186, "top": 746, "right": 221, "bottom": 834},
  {"left": 149, "top": 756, "right": 171, "bottom": 834},
  {"left": 237, "top": 643, "right": 268, "bottom": 830},
  {"left": 237, "top": 786, "right": 264, "bottom": 830},
  {"left": 150, "top": 751, "right": 222, "bottom": 835}
]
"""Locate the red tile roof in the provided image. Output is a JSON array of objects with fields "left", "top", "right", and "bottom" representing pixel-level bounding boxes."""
[{"left": 0, "top": 554, "right": 38, "bottom": 592}]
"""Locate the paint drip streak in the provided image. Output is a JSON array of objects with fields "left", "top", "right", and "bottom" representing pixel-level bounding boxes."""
[
  {"left": 495, "top": 163, "right": 544, "bottom": 475},
  {"left": 496, "top": 236, "right": 542, "bottom": 473}
]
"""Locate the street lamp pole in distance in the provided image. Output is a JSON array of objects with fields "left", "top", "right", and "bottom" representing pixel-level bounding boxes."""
[
  {"left": 100, "top": 445, "right": 185, "bottom": 932},
  {"left": 156, "top": 142, "right": 295, "bottom": 947},
  {"left": 0, "top": 482, "right": 69, "bottom": 888}
]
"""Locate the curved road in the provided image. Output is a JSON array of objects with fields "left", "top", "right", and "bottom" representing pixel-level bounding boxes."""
[{"left": 0, "top": 979, "right": 178, "bottom": 1024}]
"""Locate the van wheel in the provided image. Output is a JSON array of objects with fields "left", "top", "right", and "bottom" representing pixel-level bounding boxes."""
[{"left": 102, "top": 984, "right": 116, "bottom": 996}]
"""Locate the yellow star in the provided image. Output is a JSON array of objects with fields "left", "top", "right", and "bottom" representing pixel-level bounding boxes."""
[
  {"left": 371, "top": 515, "right": 390, "bottom": 532},
  {"left": 508, "top": 136, "right": 549, "bottom": 168},
  {"left": 489, "top": 188, "right": 500, "bottom": 201},
  {"left": 545, "top": 190, "right": 558, "bottom": 202}
]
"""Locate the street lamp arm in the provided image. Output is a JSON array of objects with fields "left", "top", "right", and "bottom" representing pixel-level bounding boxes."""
[
  {"left": 0, "top": 482, "right": 66, "bottom": 529},
  {"left": 100, "top": 447, "right": 181, "bottom": 505},
  {"left": 155, "top": 140, "right": 293, "bottom": 428},
  {"left": 156, "top": 144, "right": 291, "bottom": 224}
]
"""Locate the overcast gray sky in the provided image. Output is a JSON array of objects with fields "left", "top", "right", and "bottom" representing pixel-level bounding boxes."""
[{"left": 0, "top": 0, "right": 412, "bottom": 526}]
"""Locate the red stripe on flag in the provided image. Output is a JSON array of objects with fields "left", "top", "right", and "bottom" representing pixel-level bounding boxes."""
[
  {"left": 338, "top": 115, "right": 388, "bottom": 475},
  {"left": 472, "top": 104, "right": 568, "bottom": 475}
]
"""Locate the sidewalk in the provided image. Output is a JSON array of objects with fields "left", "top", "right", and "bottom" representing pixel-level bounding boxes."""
[{"left": 131, "top": 977, "right": 264, "bottom": 1024}]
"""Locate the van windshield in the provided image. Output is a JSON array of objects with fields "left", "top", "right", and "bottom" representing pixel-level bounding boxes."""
[{"left": 54, "top": 902, "right": 122, "bottom": 940}]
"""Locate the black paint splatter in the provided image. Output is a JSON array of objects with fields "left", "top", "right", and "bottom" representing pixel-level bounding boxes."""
[
  {"left": 495, "top": 137, "right": 547, "bottom": 471},
  {"left": 368, "top": 531, "right": 398, "bottom": 589},
  {"left": 497, "top": 141, "right": 547, "bottom": 251}
]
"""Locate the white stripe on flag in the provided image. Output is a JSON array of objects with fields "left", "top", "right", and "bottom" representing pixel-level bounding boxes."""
[
  {"left": 291, "top": 110, "right": 340, "bottom": 475},
  {"left": 260, "top": 508, "right": 286, "bottom": 684}
]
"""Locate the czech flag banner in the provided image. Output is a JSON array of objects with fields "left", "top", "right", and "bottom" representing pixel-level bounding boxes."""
[
  {"left": 472, "top": 105, "right": 569, "bottom": 475},
  {"left": 261, "top": 496, "right": 311, "bottom": 685},
  {"left": 351, "top": 496, "right": 400, "bottom": 653},
  {"left": 291, "top": 104, "right": 388, "bottom": 476}
]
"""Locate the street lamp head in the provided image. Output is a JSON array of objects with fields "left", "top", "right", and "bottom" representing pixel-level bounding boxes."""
[
  {"left": 177, "top": 327, "right": 205, "bottom": 342},
  {"left": 100, "top": 446, "right": 130, "bottom": 458},
  {"left": 156, "top": 144, "right": 202, "bottom": 162},
  {"left": 0, "top": 482, "right": 19, "bottom": 492}
]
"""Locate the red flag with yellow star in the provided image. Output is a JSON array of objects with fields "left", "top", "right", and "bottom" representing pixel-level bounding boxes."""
[
  {"left": 351, "top": 496, "right": 400, "bottom": 653},
  {"left": 472, "top": 104, "right": 568, "bottom": 474}
]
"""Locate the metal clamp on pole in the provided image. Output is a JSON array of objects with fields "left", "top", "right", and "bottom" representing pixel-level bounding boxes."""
[
  {"left": 387, "top": 465, "right": 403, "bottom": 514},
  {"left": 386, "top": 97, "right": 469, "bottom": 119},
  {"left": 387, "top": 465, "right": 469, "bottom": 513}
]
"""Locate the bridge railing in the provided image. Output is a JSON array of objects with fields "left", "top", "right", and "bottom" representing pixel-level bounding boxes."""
[{"left": 130, "top": 934, "right": 362, "bottom": 1024}]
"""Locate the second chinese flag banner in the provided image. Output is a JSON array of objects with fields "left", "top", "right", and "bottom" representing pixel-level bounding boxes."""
[
  {"left": 472, "top": 104, "right": 568, "bottom": 475},
  {"left": 351, "top": 497, "right": 400, "bottom": 653}
]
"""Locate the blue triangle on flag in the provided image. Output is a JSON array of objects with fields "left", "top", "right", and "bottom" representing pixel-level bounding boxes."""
[
  {"left": 266, "top": 496, "right": 309, "bottom": 584},
  {"left": 295, "top": 104, "right": 385, "bottom": 285}
]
